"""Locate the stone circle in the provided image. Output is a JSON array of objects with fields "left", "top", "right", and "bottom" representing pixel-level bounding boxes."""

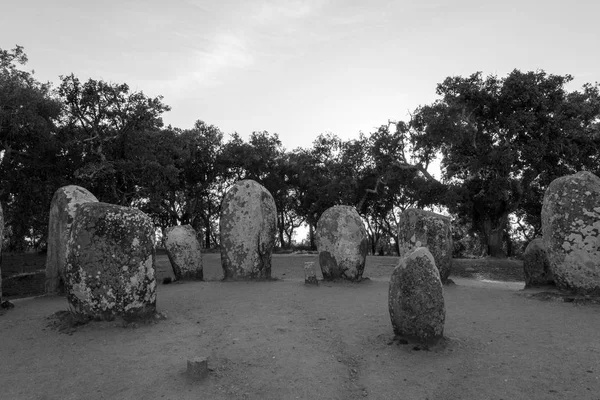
[
  {"left": 65, "top": 202, "right": 156, "bottom": 320},
  {"left": 541, "top": 171, "right": 600, "bottom": 295},
  {"left": 46, "top": 185, "right": 98, "bottom": 294},
  {"left": 398, "top": 208, "right": 453, "bottom": 283},
  {"left": 388, "top": 247, "right": 445, "bottom": 344},
  {"left": 523, "top": 238, "right": 554, "bottom": 288},
  {"left": 164, "top": 224, "right": 203, "bottom": 280},
  {"left": 220, "top": 180, "right": 277, "bottom": 280},
  {"left": 316, "top": 205, "right": 368, "bottom": 281}
]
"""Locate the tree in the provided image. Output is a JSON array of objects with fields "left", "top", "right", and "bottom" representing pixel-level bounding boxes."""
[
  {"left": 58, "top": 74, "right": 171, "bottom": 205},
  {"left": 0, "top": 45, "right": 64, "bottom": 250},
  {"left": 409, "top": 70, "right": 600, "bottom": 257}
]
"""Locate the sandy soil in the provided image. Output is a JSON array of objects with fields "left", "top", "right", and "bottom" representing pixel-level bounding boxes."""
[{"left": 1, "top": 254, "right": 599, "bottom": 400}]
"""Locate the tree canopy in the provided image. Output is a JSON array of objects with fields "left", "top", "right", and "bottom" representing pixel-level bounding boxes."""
[{"left": 1, "top": 46, "right": 599, "bottom": 257}]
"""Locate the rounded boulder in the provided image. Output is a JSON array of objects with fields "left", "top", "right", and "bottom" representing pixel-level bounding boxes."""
[
  {"left": 541, "top": 171, "right": 600, "bottom": 295},
  {"left": 46, "top": 185, "right": 98, "bottom": 294},
  {"left": 65, "top": 202, "right": 157, "bottom": 320},
  {"left": 164, "top": 225, "right": 203, "bottom": 280},
  {"left": 316, "top": 205, "right": 368, "bottom": 281},
  {"left": 523, "top": 238, "right": 554, "bottom": 288},
  {"left": 398, "top": 208, "right": 453, "bottom": 283},
  {"left": 220, "top": 180, "right": 277, "bottom": 280},
  {"left": 388, "top": 247, "right": 445, "bottom": 344}
]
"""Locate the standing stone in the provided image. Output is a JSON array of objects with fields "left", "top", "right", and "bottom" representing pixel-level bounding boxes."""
[
  {"left": 65, "top": 202, "right": 156, "bottom": 320},
  {"left": 164, "top": 225, "right": 203, "bottom": 281},
  {"left": 523, "top": 238, "right": 554, "bottom": 288},
  {"left": 388, "top": 247, "right": 445, "bottom": 344},
  {"left": 220, "top": 180, "right": 277, "bottom": 280},
  {"left": 541, "top": 171, "right": 600, "bottom": 295},
  {"left": 46, "top": 185, "right": 98, "bottom": 294},
  {"left": 398, "top": 208, "right": 453, "bottom": 283},
  {"left": 316, "top": 205, "right": 368, "bottom": 281},
  {"left": 0, "top": 203, "right": 3, "bottom": 302},
  {"left": 304, "top": 262, "right": 318, "bottom": 285}
]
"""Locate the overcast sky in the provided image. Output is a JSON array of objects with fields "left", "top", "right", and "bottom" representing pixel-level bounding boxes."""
[{"left": 1, "top": 0, "right": 599, "bottom": 150}]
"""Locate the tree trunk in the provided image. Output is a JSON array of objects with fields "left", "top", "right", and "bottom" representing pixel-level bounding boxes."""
[
  {"left": 278, "top": 212, "right": 285, "bottom": 249},
  {"left": 309, "top": 223, "right": 316, "bottom": 250},
  {"left": 504, "top": 231, "right": 513, "bottom": 257},
  {"left": 393, "top": 236, "right": 400, "bottom": 256},
  {"left": 481, "top": 215, "right": 508, "bottom": 258}
]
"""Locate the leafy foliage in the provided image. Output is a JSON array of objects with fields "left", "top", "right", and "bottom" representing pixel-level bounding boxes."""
[{"left": 2, "top": 46, "right": 599, "bottom": 258}]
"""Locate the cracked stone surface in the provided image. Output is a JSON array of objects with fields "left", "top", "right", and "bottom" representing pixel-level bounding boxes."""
[
  {"left": 523, "top": 238, "right": 554, "bottom": 288},
  {"left": 46, "top": 185, "right": 98, "bottom": 294},
  {"left": 316, "top": 205, "right": 368, "bottom": 281},
  {"left": 219, "top": 180, "right": 277, "bottom": 280},
  {"left": 164, "top": 225, "right": 203, "bottom": 281},
  {"left": 541, "top": 171, "right": 600, "bottom": 295},
  {"left": 398, "top": 208, "right": 453, "bottom": 283},
  {"left": 388, "top": 247, "right": 445, "bottom": 344},
  {"left": 65, "top": 202, "right": 157, "bottom": 320}
]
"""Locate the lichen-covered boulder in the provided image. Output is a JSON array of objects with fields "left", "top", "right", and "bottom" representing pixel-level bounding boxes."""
[
  {"left": 0, "top": 203, "right": 4, "bottom": 302},
  {"left": 388, "top": 247, "right": 445, "bottom": 344},
  {"left": 541, "top": 171, "right": 600, "bottom": 295},
  {"left": 398, "top": 208, "right": 453, "bottom": 283},
  {"left": 164, "top": 224, "right": 203, "bottom": 280},
  {"left": 316, "top": 205, "right": 368, "bottom": 281},
  {"left": 523, "top": 238, "right": 554, "bottom": 288},
  {"left": 220, "top": 180, "right": 277, "bottom": 280},
  {"left": 46, "top": 185, "right": 98, "bottom": 294},
  {"left": 65, "top": 202, "right": 156, "bottom": 320}
]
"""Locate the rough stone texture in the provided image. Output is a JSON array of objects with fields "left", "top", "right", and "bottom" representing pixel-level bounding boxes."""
[
  {"left": 46, "top": 185, "right": 98, "bottom": 294},
  {"left": 316, "top": 205, "right": 368, "bottom": 281},
  {"left": 164, "top": 225, "right": 203, "bottom": 281},
  {"left": 0, "top": 202, "right": 3, "bottom": 302},
  {"left": 220, "top": 180, "right": 277, "bottom": 280},
  {"left": 541, "top": 171, "right": 600, "bottom": 295},
  {"left": 65, "top": 202, "right": 157, "bottom": 320},
  {"left": 398, "top": 208, "right": 453, "bottom": 283},
  {"left": 523, "top": 238, "right": 554, "bottom": 288},
  {"left": 187, "top": 357, "right": 209, "bottom": 380},
  {"left": 304, "top": 262, "right": 318, "bottom": 285},
  {"left": 388, "top": 247, "right": 445, "bottom": 344}
]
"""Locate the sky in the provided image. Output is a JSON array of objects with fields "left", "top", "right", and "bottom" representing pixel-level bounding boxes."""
[{"left": 1, "top": 0, "right": 599, "bottom": 151}]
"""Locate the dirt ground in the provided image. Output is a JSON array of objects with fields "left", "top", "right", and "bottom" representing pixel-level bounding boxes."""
[{"left": 1, "top": 254, "right": 599, "bottom": 400}]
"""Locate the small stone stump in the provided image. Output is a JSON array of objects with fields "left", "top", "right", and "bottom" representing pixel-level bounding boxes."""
[
  {"left": 398, "top": 208, "right": 453, "bottom": 284},
  {"left": 187, "top": 357, "right": 209, "bottom": 380},
  {"left": 523, "top": 238, "right": 554, "bottom": 288},
  {"left": 164, "top": 225, "right": 203, "bottom": 281},
  {"left": 388, "top": 247, "right": 445, "bottom": 345},
  {"left": 316, "top": 205, "right": 368, "bottom": 281},
  {"left": 304, "top": 262, "right": 319, "bottom": 285},
  {"left": 541, "top": 171, "right": 600, "bottom": 295},
  {"left": 65, "top": 202, "right": 157, "bottom": 321},
  {"left": 220, "top": 180, "right": 277, "bottom": 280},
  {"left": 46, "top": 185, "right": 98, "bottom": 294}
]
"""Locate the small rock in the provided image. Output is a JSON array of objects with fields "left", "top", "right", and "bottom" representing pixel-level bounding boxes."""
[
  {"left": 1, "top": 300, "right": 15, "bottom": 309},
  {"left": 187, "top": 357, "right": 209, "bottom": 380},
  {"left": 304, "top": 262, "right": 319, "bottom": 285}
]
